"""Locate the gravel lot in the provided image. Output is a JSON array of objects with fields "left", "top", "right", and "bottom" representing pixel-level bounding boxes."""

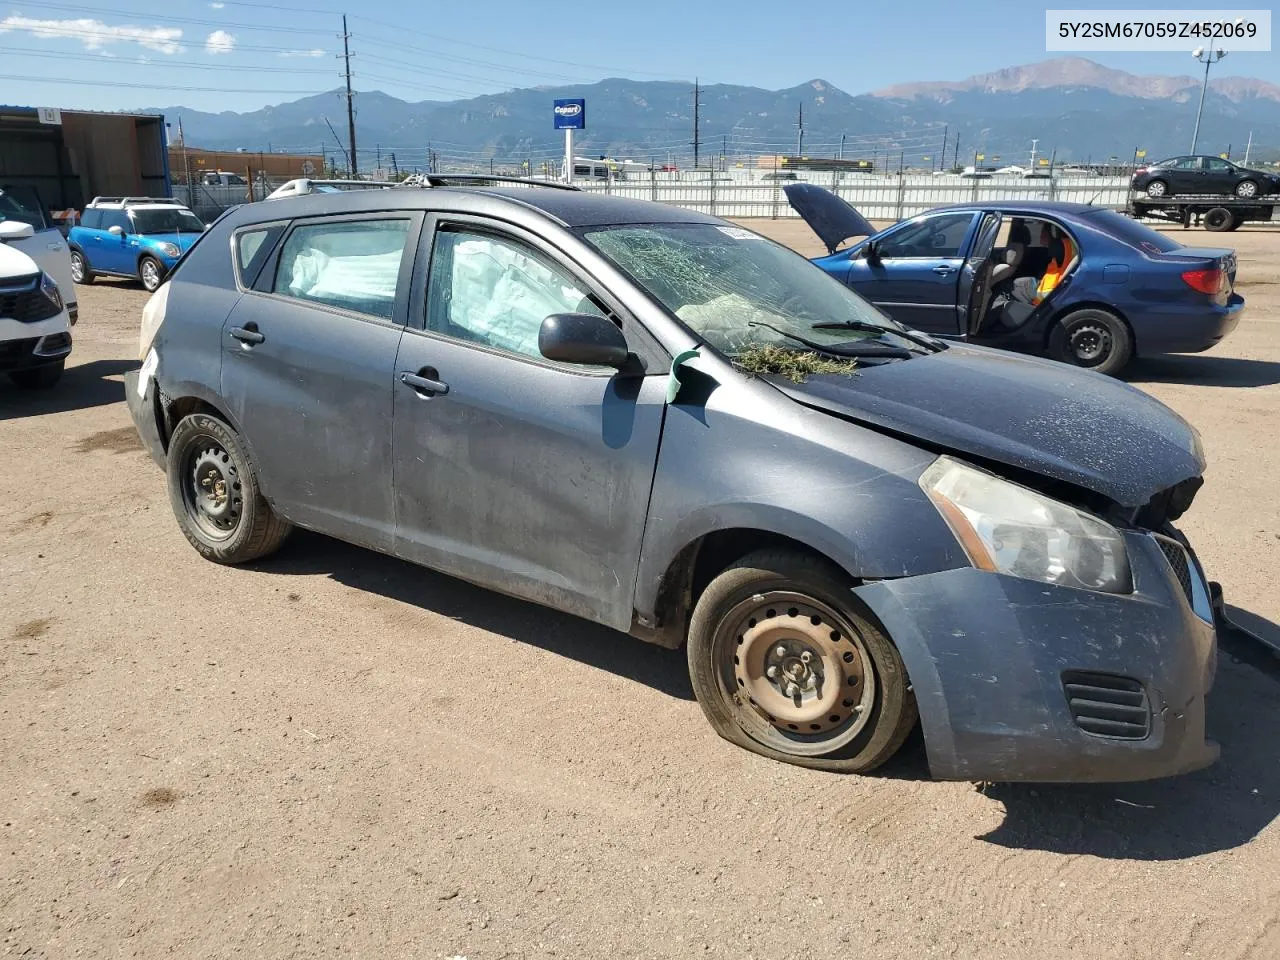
[{"left": 2, "top": 221, "right": 1279, "bottom": 960}]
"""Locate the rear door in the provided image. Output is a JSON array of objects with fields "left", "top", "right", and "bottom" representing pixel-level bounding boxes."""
[
  {"left": 1173, "top": 156, "right": 1207, "bottom": 194},
  {"left": 219, "top": 212, "right": 421, "bottom": 551},
  {"left": 845, "top": 211, "right": 978, "bottom": 334},
  {"left": 391, "top": 216, "right": 668, "bottom": 630}
]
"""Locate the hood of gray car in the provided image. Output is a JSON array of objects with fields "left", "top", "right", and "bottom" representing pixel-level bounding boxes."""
[{"left": 769, "top": 344, "right": 1205, "bottom": 509}]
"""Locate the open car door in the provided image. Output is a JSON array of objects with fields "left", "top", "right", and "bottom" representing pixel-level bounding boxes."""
[
  {"left": 959, "top": 213, "right": 1002, "bottom": 336},
  {"left": 782, "top": 183, "right": 875, "bottom": 254}
]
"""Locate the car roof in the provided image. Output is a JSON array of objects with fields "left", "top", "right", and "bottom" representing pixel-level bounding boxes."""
[
  {"left": 919, "top": 201, "right": 1109, "bottom": 218},
  {"left": 222, "top": 184, "right": 724, "bottom": 230}
]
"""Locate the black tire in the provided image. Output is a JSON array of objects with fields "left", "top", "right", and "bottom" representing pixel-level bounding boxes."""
[
  {"left": 166, "top": 412, "right": 291, "bottom": 564},
  {"left": 138, "top": 255, "right": 164, "bottom": 293},
  {"left": 687, "top": 548, "right": 918, "bottom": 774},
  {"left": 1145, "top": 180, "right": 1169, "bottom": 198},
  {"left": 1203, "top": 207, "right": 1235, "bottom": 232},
  {"left": 8, "top": 362, "right": 63, "bottom": 389},
  {"left": 1048, "top": 307, "right": 1134, "bottom": 376},
  {"left": 1234, "top": 180, "right": 1259, "bottom": 199},
  {"left": 69, "top": 249, "right": 94, "bottom": 285}
]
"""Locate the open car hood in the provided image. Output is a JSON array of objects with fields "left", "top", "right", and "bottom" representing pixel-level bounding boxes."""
[
  {"left": 769, "top": 343, "right": 1205, "bottom": 510},
  {"left": 782, "top": 183, "right": 876, "bottom": 254}
]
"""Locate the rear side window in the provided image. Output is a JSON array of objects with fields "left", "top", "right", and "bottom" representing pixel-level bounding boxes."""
[
  {"left": 80, "top": 209, "right": 103, "bottom": 229},
  {"left": 272, "top": 218, "right": 411, "bottom": 320},
  {"left": 233, "top": 224, "right": 285, "bottom": 288},
  {"left": 1088, "top": 210, "right": 1182, "bottom": 254}
]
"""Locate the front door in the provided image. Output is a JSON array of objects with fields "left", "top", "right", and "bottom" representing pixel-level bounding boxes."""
[
  {"left": 96, "top": 210, "right": 133, "bottom": 274},
  {"left": 392, "top": 219, "right": 667, "bottom": 630},
  {"left": 846, "top": 211, "right": 978, "bottom": 334},
  {"left": 219, "top": 213, "right": 420, "bottom": 551}
]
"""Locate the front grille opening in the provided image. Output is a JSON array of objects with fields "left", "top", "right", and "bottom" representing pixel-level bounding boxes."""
[
  {"left": 1062, "top": 671, "right": 1151, "bottom": 740},
  {"left": 1153, "top": 535, "right": 1195, "bottom": 607},
  {"left": 0, "top": 280, "right": 62, "bottom": 324}
]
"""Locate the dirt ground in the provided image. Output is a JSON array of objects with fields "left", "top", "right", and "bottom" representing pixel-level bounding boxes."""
[{"left": 3, "top": 221, "right": 1280, "bottom": 960}]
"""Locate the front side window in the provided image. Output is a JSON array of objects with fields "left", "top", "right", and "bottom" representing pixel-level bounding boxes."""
[
  {"left": 875, "top": 213, "right": 975, "bottom": 259},
  {"left": 581, "top": 222, "right": 917, "bottom": 358},
  {"left": 130, "top": 207, "right": 205, "bottom": 235},
  {"left": 273, "top": 218, "right": 410, "bottom": 319},
  {"left": 101, "top": 211, "right": 130, "bottom": 233},
  {"left": 427, "top": 228, "right": 604, "bottom": 360}
]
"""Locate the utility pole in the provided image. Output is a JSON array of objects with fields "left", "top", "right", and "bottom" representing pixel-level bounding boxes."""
[
  {"left": 940, "top": 124, "right": 947, "bottom": 172},
  {"left": 390, "top": 152, "right": 398, "bottom": 177},
  {"left": 1029, "top": 138, "right": 1039, "bottom": 169},
  {"left": 838, "top": 132, "right": 845, "bottom": 160},
  {"left": 953, "top": 136, "right": 960, "bottom": 171},
  {"left": 1244, "top": 130, "right": 1253, "bottom": 165},
  {"left": 376, "top": 143, "right": 381, "bottom": 172},
  {"left": 691, "top": 78, "right": 701, "bottom": 170},
  {"left": 1191, "top": 39, "right": 1227, "bottom": 154},
  {"left": 341, "top": 14, "right": 358, "bottom": 176},
  {"left": 178, "top": 115, "right": 192, "bottom": 192},
  {"left": 721, "top": 134, "right": 727, "bottom": 172},
  {"left": 795, "top": 101, "right": 804, "bottom": 157}
]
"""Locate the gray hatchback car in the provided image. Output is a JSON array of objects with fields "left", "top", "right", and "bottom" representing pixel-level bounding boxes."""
[{"left": 124, "top": 178, "right": 1219, "bottom": 782}]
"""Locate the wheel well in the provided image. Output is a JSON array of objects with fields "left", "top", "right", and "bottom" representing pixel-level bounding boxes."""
[
  {"left": 161, "top": 396, "right": 231, "bottom": 451},
  {"left": 1044, "top": 301, "right": 1135, "bottom": 350},
  {"left": 650, "top": 529, "right": 853, "bottom": 648}
]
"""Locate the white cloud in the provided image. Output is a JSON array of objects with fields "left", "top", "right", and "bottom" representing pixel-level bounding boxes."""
[
  {"left": 278, "top": 48, "right": 325, "bottom": 58},
  {"left": 0, "top": 15, "right": 183, "bottom": 54},
  {"left": 204, "top": 29, "right": 235, "bottom": 55},
  {"left": 209, "top": 2, "right": 226, "bottom": 8}
]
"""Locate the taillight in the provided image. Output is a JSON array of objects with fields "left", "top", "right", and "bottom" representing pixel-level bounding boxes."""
[
  {"left": 1134, "top": 167, "right": 1148, "bottom": 176},
  {"left": 1181, "top": 267, "right": 1223, "bottom": 295}
]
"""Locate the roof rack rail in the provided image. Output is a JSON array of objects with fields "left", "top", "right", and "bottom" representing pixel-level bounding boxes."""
[
  {"left": 413, "top": 174, "right": 581, "bottom": 192},
  {"left": 88, "top": 196, "right": 186, "bottom": 206}
]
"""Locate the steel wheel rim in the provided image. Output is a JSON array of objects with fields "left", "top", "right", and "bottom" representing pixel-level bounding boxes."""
[
  {"left": 1237, "top": 181, "right": 1257, "bottom": 198},
  {"left": 714, "top": 591, "right": 877, "bottom": 756},
  {"left": 70, "top": 253, "right": 84, "bottom": 282},
  {"left": 1068, "top": 321, "right": 1112, "bottom": 365},
  {"left": 180, "top": 440, "right": 243, "bottom": 541},
  {"left": 1147, "top": 182, "right": 1166, "bottom": 197},
  {"left": 141, "top": 260, "right": 160, "bottom": 290}
]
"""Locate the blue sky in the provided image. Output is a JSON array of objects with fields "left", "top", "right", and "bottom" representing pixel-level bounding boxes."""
[{"left": 2, "top": 0, "right": 1275, "bottom": 114}]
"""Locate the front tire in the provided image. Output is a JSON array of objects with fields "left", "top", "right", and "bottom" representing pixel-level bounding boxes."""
[
  {"left": 69, "top": 249, "right": 94, "bottom": 285},
  {"left": 8, "top": 362, "right": 63, "bottom": 389},
  {"left": 1234, "top": 180, "right": 1259, "bottom": 199},
  {"left": 166, "top": 413, "right": 291, "bottom": 564},
  {"left": 687, "top": 549, "right": 918, "bottom": 773},
  {"left": 138, "top": 255, "right": 164, "bottom": 293},
  {"left": 1048, "top": 307, "right": 1134, "bottom": 376},
  {"left": 1145, "top": 180, "right": 1169, "bottom": 198}
]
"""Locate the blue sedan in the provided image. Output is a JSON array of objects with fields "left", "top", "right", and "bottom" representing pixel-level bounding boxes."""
[{"left": 785, "top": 184, "right": 1245, "bottom": 375}]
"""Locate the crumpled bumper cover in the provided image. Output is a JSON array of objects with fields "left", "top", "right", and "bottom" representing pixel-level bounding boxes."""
[
  {"left": 854, "top": 532, "right": 1218, "bottom": 783},
  {"left": 123, "top": 368, "right": 166, "bottom": 470}
]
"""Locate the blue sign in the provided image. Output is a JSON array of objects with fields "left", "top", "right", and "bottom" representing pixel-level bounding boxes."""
[{"left": 553, "top": 98, "right": 586, "bottom": 130}]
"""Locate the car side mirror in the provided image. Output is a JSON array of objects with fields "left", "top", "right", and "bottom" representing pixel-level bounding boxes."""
[
  {"left": 108, "top": 225, "right": 125, "bottom": 238},
  {"left": 863, "top": 241, "right": 881, "bottom": 264},
  {"left": 0, "top": 220, "right": 35, "bottom": 242},
  {"left": 538, "top": 312, "right": 630, "bottom": 368}
]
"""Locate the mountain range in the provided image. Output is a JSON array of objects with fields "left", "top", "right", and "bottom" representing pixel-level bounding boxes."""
[{"left": 152, "top": 58, "right": 1280, "bottom": 169}]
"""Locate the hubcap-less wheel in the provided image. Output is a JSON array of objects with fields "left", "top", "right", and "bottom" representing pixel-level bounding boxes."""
[
  {"left": 1068, "top": 322, "right": 1112, "bottom": 365},
  {"left": 181, "top": 443, "right": 243, "bottom": 541},
  {"left": 70, "top": 252, "right": 85, "bottom": 283},
  {"left": 1146, "top": 181, "right": 1167, "bottom": 198},
  {"left": 140, "top": 259, "right": 162, "bottom": 292},
  {"left": 1236, "top": 181, "right": 1258, "bottom": 198},
  {"left": 718, "top": 591, "right": 877, "bottom": 756}
]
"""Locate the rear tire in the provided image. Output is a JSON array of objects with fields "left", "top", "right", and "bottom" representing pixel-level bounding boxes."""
[
  {"left": 687, "top": 548, "right": 918, "bottom": 774},
  {"left": 1203, "top": 207, "right": 1236, "bottom": 232},
  {"left": 1234, "top": 180, "right": 1259, "bottom": 199},
  {"left": 69, "top": 249, "right": 94, "bottom": 285},
  {"left": 138, "top": 255, "right": 164, "bottom": 293},
  {"left": 166, "top": 412, "right": 291, "bottom": 564},
  {"left": 1049, "top": 307, "right": 1133, "bottom": 376},
  {"left": 1145, "top": 180, "right": 1169, "bottom": 198},
  {"left": 8, "top": 362, "right": 63, "bottom": 389}
]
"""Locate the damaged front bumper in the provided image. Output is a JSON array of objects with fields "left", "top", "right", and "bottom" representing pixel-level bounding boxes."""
[{"left": 854, "top": 531, "right": 1218, "bottom": 783}]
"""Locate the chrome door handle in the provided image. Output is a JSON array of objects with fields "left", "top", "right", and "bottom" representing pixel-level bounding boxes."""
[
  {"left": 399, "top": 370, "right": 449, "bottom": 397},
  {"left": 933, "top": 265, "right": 954, "bottom": 275}
]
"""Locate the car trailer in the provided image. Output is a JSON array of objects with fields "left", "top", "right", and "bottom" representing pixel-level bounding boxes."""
[{"left": 1129, "top": 193, "right": 1280, "bottom": 232}]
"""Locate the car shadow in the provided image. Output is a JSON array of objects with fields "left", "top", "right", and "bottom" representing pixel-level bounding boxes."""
[
  {"left": 0, "top": 358, "right": 137, "bottom": 420},
  {"left": 1125, "top": 353, "right": 1280, "bottom": 388},
  {"left": 252, "top": 530, "right": 696, "bottom": 701},
  {"left": 980, "top": 606, "right": 1280, "bottom": 861}
]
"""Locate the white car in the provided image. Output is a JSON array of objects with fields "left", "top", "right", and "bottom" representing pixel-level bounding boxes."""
[
  {"left": 0, "top": 221, "right": 72, "bottom": 389},
  {"left": 0, "top": 185, "right": 77, "bottom": 326}
]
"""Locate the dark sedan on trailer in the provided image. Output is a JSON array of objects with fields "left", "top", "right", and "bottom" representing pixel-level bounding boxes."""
[
  {"left": 786, "top": 183, "right": 1244, "bottom": 376},
  {"left": 1132, "top": 155, "right": 1280, "bottom": 199},
  {"left": 126, "top": 179, "right": 1219, "bottom": 783}
]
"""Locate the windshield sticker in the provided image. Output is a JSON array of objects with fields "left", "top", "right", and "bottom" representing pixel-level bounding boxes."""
[{"left": 716, "top": 226, "right": 762, "bottom": 240}]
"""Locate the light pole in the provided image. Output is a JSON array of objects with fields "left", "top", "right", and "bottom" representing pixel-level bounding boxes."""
[{"left": 1190, "top": 39, "right": 1227, "bottom": 154}]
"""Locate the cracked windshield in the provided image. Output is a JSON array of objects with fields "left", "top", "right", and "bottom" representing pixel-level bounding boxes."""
[{"left": 582, "top": 223, "right": 921, "bottom": 357}]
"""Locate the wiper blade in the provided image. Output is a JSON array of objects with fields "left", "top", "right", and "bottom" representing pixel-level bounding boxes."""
[
  {"left": 747, "top": 322, "right": 913, "bottom": 359},
  {"left": 811, "top": 319, "right": 945, "bottom": 353}
]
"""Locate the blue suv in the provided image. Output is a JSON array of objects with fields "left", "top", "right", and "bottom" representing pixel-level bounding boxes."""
[{"left": 69, "top": 198, "right": 205, "bottom": 292}]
